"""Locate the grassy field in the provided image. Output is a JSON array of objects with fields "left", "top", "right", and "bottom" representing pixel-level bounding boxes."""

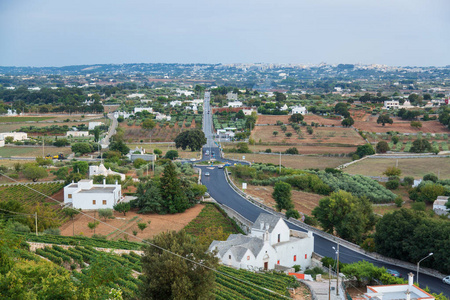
[
  {"left": 344, "top": 157, "right": 450, "bottom": 179},
  {"left": 0, "top": 116, "right": 55, "bottom": 123},
  {"left": 224, "top": 153, "right": 351, "bottom": 169},
  {"left": 0, "top": 146, "right": 72, "bottom": 158}
]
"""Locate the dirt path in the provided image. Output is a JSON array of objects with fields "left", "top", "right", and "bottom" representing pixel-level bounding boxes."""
[{"left": 59, "top": 204, "right": 205, "bottom": 241}]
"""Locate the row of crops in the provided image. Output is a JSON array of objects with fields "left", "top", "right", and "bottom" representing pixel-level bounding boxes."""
[
  {"left": 213, "top": 115, "right": 246, "bottom": 130},
  {"left": 23, "top": 234, "right": 143, "bottom": 250},
  {"left": 28, "top": 243, "right": 296, "bottom": 299},
  {"left": 35, "top": 245, "right": 141, "bottom": 299},
  {"left": 0, "top": 182, "right": 67, "bottom": 229},
  {"left": 314, "top": 171, "right": 397, "bottom": 203}
]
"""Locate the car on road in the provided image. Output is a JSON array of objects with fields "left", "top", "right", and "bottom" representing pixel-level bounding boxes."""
[
  {"left": 204, "top": 172, "right": 210, "bottom": 176},
  {"left": 443, "top": 276, "right": 450, "bottom": 285},
  {"left": 386, "top": 269, "right": 402, "bottom": 278},
  {"left": 218, "top": 165, "right": 224, "bottom": 169}
]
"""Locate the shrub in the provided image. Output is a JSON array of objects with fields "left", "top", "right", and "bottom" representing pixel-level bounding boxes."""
[
  {"left": 403, "top": 176, "right": 414, "bottom": 186},
  {"left": 265, "top": 148, "right": 272, "bottom": 153},
  {"left": 394, "top": 196, "right": 403, "bottom": 207},
  {"left": 43, "top": 228, "right": 61, "bottom": 235},
  {"left": 411, "top": 202, "right": 426, "bottom": 211},
  {"left": 304, "top": 214, "right": 318, "bottom": 226},
  {"left": 376, "top": 141, "right": 390, "bottom": 153},
  {"left": 284, "top": 147, "right": 299, "bottom": 155},
  {"left": 383, "top": 167, "right": 402, "bottom": 177},
  {"left": 423, "top": 173, "right": 438, "bottom": 183},
  {"left": 286, "top": 209, "right": 301, "bottom": 220}
]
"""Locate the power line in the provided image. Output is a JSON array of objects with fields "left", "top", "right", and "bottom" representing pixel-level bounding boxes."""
[{"left": 0, "top": 172, "right": 290, "bottom": 299}]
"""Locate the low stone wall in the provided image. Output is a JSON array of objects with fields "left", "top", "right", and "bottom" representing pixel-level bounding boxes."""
[{"left": 27, "top": 242, "right": 144, "bottom": 256}]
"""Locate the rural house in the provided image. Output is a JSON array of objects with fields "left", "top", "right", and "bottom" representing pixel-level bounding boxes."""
[
  {"left": 209, "top": 213, "right": 314, "bottom": 271},
  {"left": 64, "top": 179, "right": 122, "bottom": 210},
  {"left": 290, "top": 105, "right": 307, "bottom": 115},
  {"left": 89, "top": 163, "right": 126, "bottom": 181}
]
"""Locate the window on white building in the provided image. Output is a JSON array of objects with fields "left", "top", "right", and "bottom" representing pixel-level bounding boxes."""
[
  {"left": 247, "top": 256, "right": 250, "bottom": 260},
  {"left": 92, "top": 200, "right": 96, "bottom": 205},
  {"left": 103, "top": 200, "right": 107, "bottom": 205},
  {"left": 293, "top": 255, "right": 296, "bottom": 262},
  {"left": 68, "top": 194, "right": 72, "bottom": 199}
]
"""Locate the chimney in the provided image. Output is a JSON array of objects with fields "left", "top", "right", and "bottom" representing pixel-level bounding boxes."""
[
  {"left": 260, "top": 222, "right": 264, "bottom": 230},
  {"left": 408, "top": 272, "right": 414, "bottom": 287},
  {"left": 103, "top": 178, "right": 106, "bottom": 186},
  {"left": 265, "top": 223, "right": 270, "bottom": 230},
  {"left": 307, "top": 231, "right": 313, "bottom": 238},
  {"left": 115, "top": 180, "right": 118, "bottom": 186}
]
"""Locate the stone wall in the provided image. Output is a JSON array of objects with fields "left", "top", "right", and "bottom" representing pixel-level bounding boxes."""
[{"left": 27, "top": 242, "right": 144, "bottom": 256}]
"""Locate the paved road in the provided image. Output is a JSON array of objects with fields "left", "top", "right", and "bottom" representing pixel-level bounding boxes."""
[
  {"left": 198, "top": 93, "right": 450, "bottom": 296},
  {"left": 101, "top": 113, "right": 117, "bottom": 148}
]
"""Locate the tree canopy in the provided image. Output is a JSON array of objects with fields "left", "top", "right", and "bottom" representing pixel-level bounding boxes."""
[
  {"left": 140, "top": 230, "right": 218, "bottom": 300},
  {"left": 174, "top": 129, "right": 207, "bottom": 151}
]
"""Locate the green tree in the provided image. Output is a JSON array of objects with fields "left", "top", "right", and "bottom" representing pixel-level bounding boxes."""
[
  {"left": 286, "top": 209, "right": 301, "bottom": 219},
  {"left": 174, "top": 129, "right": 207, "bottom": 151},
  {"left": 133, "top": 158, "right": 147, "bottom": 169},
  {"left": 272, "top": 182, "right": 294, "bottom": 211},
  {"left": 72, "top": 161, "right": 89, "bottom": 175},
  {"left": 53, "top": 138, "right": 70, "bottom": 147},
  {"left": 22, "top": 165, "right": 47, "bottom": 182},
  {"left": 410, "top": 121, "right": 422, "bottom": 129},
  {"left": 142, "top": 118, "right": 156, "bottom": 130},
  {"left": 383, "top": 166, "right": 402, "bottom": 177},
  {"left": 280, "top": 125, "right": 287, "bottom": 132},
  {"left": 312, "top": 191, "right": 377, "bottom": 243},
  {"left": 236, "top": 110, "right": 245, "bottom": 119},
  {"left": 98, "top": 209, "right": 114, "bottom": 221},
  {"left": 160, "top": 162, "right": 190, "bottom": 214},
  {"left": 134, "top": 180, "right": 166, "bottom": 214},
  {"left": 410, "top": 139, "right": 432, "bottom": 153},
  {"left": 164, "top": 150, "right": 179, "bottom": 160},
  {"left": 71, "top": 142, "right": 93, "bottom": 154},
  {"left": 140, "top": 230, "right": 218, "bottom": 300},
  {"left": 285, "top": 132, "right": 292, "bottom": 138},
  {"left": 376, "top": 141, "right": 390, "bottom": 153},
  {"left": 113, "top": 202, "right": 130, "bottom": 216},
  {"left": 341, "top": 117, "right": 355, "bottom": 127},
  {"left": 377, "top": 115, "right": 393, "bottom": 126},
  {"left": 356, "top": 143, "right": 375, "bottom": 158},
  {"left": 289, "top": 113, "right": 304, "bottom": 123},
  {"left": 137, "top": 222, "right": 147, "bottom": 232},
  {"left": 64, "top": 172, "right": 85, "bottom": 185},
  {"left": 153, "top": 148, "right": 162, "bottom": 156},
  {"left": 93, "top": 127, "right": 100, "bottom": 143},
  {"left": 272, "top": 131, "right": 278, "bottom": 137},
  {"left": 63, "top": 208, "right": 80, "bottom": 236},
  {"left": 87, "top": 221, "right": 99, "bottom": 234},
  {"left": 109, "top": 140, "right": 130, "bottom": 155}
]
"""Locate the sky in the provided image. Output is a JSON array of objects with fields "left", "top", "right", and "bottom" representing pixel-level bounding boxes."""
[{"left": 0, "top": 0, "right": 449, "bottom": 67}]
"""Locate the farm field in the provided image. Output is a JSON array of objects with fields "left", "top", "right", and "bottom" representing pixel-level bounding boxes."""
[
  {"left": 120, "top": 120, "right": 198, "bottom": 143},
  {"left": 256, "top": 114, "right": 342, "bottom": 126},
  {"left": 225, "top": 144, "right": 357, "bottom": 155},
  {"left": 353, "top": 116, "right": 449, "bottom": 134},
  {"left": 244, "top": 183, "right": 323, "bottom": 217},
  {"left": 59, "top": 204, "right": 205, "bottom": 240},
  {"left": 0, "top": 182, "right": 66, "bottom": 230},
  {"left": 0, "top": 118, "right": 106, "bottom": 133},
  {"left": 126, "top": 143, "right": 201, "bottom": 160},
  {"left": 344, "top": 157, "right": 450, "bottom": 179},
  {"left": 0, "top": 146, "right": 73, "bottom": 158},
  {"left": 251, "top": 125, "right": 365, "bottom": 146},
  {"left": 224, "top": 153, "right": 351, "bottom": 169},
  {"left": 0, "top": 116, "right": 55, "bottom": 122}
]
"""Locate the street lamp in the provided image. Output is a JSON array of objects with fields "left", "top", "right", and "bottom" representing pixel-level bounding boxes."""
[
  {"left": 332, "top": 244, "right": 340, "bottom": 296},
  {"left": 417, "top": 252, "right": 433, "bottom": 286}
]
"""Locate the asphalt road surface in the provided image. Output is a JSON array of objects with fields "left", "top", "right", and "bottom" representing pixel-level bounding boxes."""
[{"left": 198, "top": 93, "right": 450, "bottom": 295}]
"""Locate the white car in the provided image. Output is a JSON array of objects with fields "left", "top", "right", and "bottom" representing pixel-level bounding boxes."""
[
  {"left": 443, "top": 276, "right": 450, "bottom": 285},
  {"left": 204, "top": 172, "right": 210, "bottom": 176}
]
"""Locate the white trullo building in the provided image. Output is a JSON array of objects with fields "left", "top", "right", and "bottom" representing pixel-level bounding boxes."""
[
  {"left": 209, "top": 213, "right": 314, "bottom": 271},
  {"left": 89, "top": 163, "right": 126, "bottom": 181}
]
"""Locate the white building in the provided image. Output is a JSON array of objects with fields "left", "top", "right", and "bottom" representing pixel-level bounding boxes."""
[
  {"left": 242, "top": 108, "right": 255, "bottom": 116},
  {"left": 66, "top": 131, "right": 90, "bottom": 137},
  {"left": 0, "top": 132, "right": 28, "bottom": 141},
  {"left": 64, "top": 179, "right": 122, "bottom": 210},
  {"left": 383, "top": 100, "right": 400, "bottom": 110},
  {"left": 89, "top": 163, "right": 126, "bottom": 181},
  {"left": 363, "top": 273, "right": 434, "bottom": 300},
  {"left": 155, "top": 113, "right": 171, "bottom": 121},
  {"left": 4, "top": 109, "right": 19, "bottom": 116},
  {"left": 228, "top": 101, "right": 243, "bottom": 108},
  {"left": 290, "top": 105, "right": 307, "bottom": 115},
  {"left": 209, "top": 213, "right": 314, "bottom": 271},
  {"left": 433, "top": 196, "right": 449, "bottom": 215},
  {"left": 0, "top": 140, "right": 4, "bottom": 147},
  {"left": 176, "top": 89, "right": 194, "bottom": 97},
  {"left": 113, "top": 111, "right": 132, "bottom": 119},
  {"left": 88, "top": 122, "right": 103, "bottom": 130},
  {"left": 170, "top": 100, "right": 182, "bottom": 107},
  {"left": 280, "top": 104, "right": 288, "bottom": 111},
  {"left": 134, "top": 107, "right": 153, "bottom": 114},
  {"left": 127, "top": 93, "right": 145, "bottom": 99}
]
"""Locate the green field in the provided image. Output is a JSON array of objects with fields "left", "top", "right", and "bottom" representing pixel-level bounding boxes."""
[
  {"left": 184, "top": 203, "right": 244, "bottom": 238},
  {"left": 0, "top": 116, "right": 54, "bottom": 123},
  {"left": 344, "top": 157, "right": 450, "bottom": 179},
  {"left": 0, "top": 146, "right": 72, "bottom": 158}
]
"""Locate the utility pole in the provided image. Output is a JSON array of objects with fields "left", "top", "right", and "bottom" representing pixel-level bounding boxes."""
[
  {"left": 336, "top": 243, "right": 340, "bottom": 296},
  {"left": 328, "top": 265, "right": 331, "bottom": 300},
  {"left": 35, "top": 212, "right": 38, "bottom": 236},
  {"left": 279, "top": 152, "right": 281, "bottom": 173}
]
